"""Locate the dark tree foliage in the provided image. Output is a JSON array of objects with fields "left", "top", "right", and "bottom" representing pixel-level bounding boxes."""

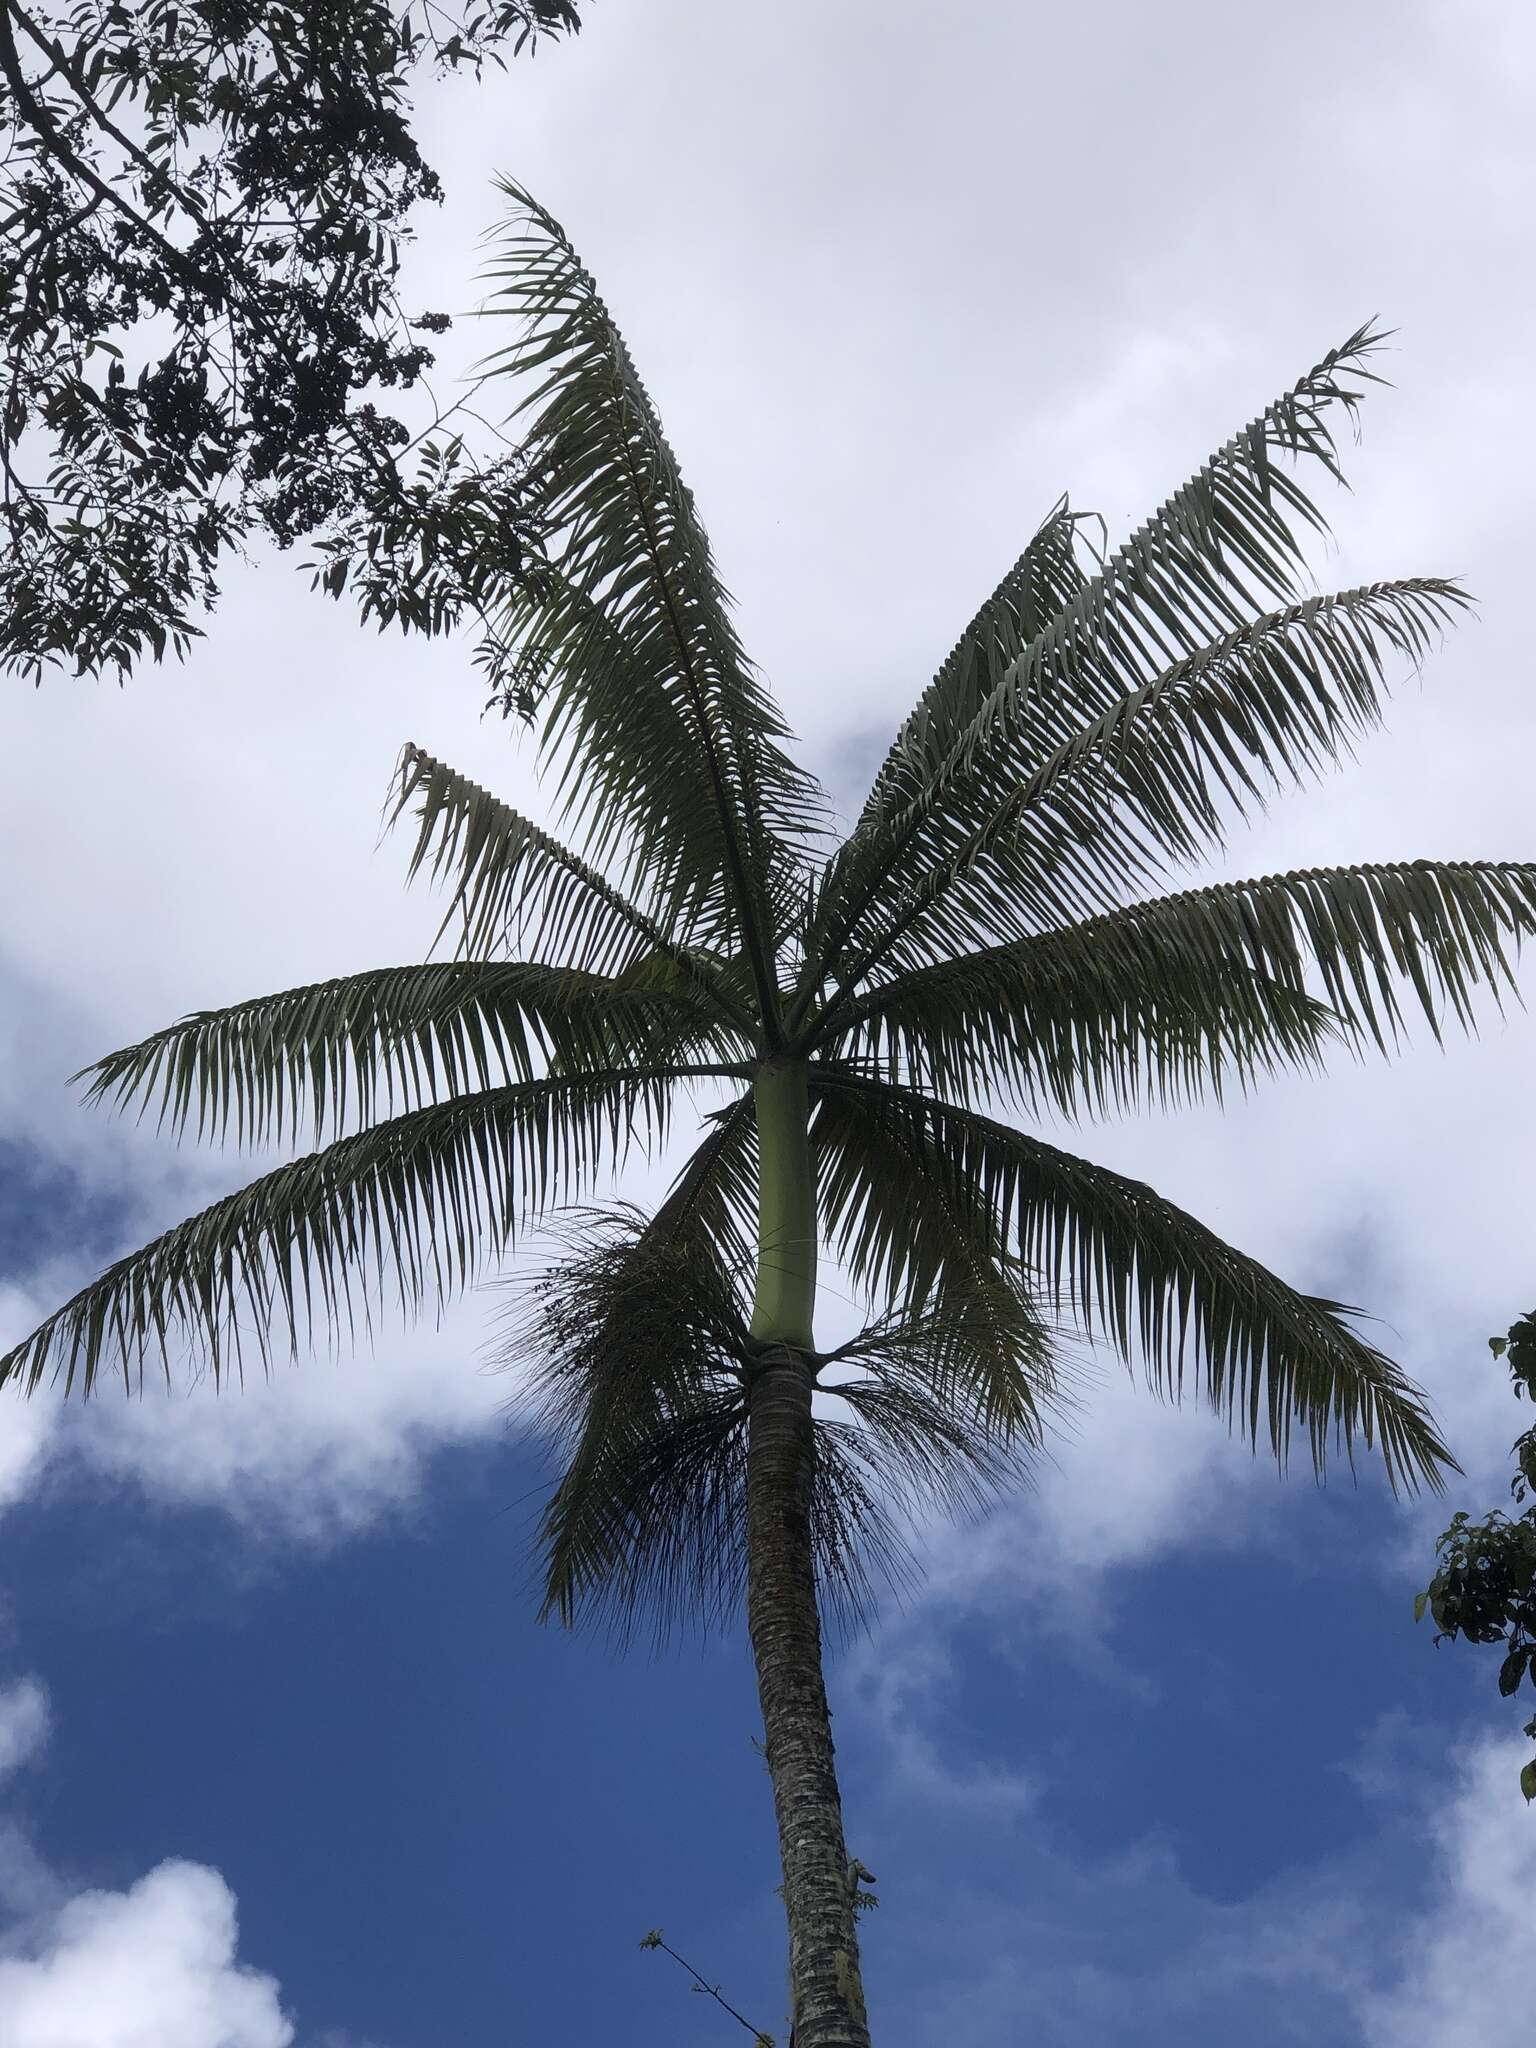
[
  {"left": 1418, "top": 1312, "right": 1536, "bottom": 1800},
  {"left": 0, "top": 1, "right": 580, "bottom": 683}
]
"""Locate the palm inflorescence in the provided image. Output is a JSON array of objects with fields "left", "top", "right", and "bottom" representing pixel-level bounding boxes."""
[{"left": 6, "top": 184, "right": 1531, "bottom": 1634}]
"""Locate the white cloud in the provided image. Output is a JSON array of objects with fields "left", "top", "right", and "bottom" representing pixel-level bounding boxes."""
[
  {"left": 66, "top": 1296, "right": 506, "bottom": 1539},
  {"left": 0, "top": 1680, "right": 48, "bottom": 1783},
  {"left": 0, "top": 1682, "right": 345, "bottom": 2048},
  {"left": 0, "top": 1861, "right": 293, "bottom": 2048},
  {"left": 854, "top": 1713, "right": 1536, "bottom": 2048},
  {"left": 1, "top": 1271, "right": 508, "bottom": 1542},
  {"left": 843, "top": 1626, "right": 1035, "bottom": 1821},
  {"left": 0, "top": 1371, "right": 57, "bottom": 1517},
  {"left": 1357, "top": 1736, "right": 1536, "bottom": 2048}
]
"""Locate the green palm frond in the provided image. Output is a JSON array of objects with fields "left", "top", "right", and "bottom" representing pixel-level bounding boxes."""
[
  {"left": 818, "top": 858, "right": 1536, "bottom": 1115},
  {"left": 859, "top": 496, "right": 1094, "bottom": 824},
  {"left": 517, "top": 1207, "right": 1035, "bottom": 1641},
  {"left": 77, "top": 960, "right": 741, "bottom": 1150},
  {"left": 476, "top": 182, "right": 826, "bottom": 1020},
  {"left": 0, "top": 1071, "right": 688, "bottom": 1398},
  {"left": 810, "top": 1070, "right": 1454, "bottom": 1493},
  {"left": 648, "top": 1092, "right": 760, "bottom": 1285},
  {"left": 799, "top": 496, "right": 1089, "bottom": 979},
  {"left": 389, "top": 744, "right": 707, "bottom": 979},
  {"left": 812, "top": 1080, "right": 1061, "bottom": 1439},
  {"left": 819, "top": 937, "right": 1334, "bottom": 1119},
  {"left": 513, "top": 1207, "right": 751, "bottom": 1638},
  {"left": 809, "top": 327, "right": 1454, "bottom": 982},
  {"left": 823, "top": 1283, "right": 1063, "bottom": 1447},
  {"left": 834, "top": 576, "right": 1469, "bottom": 984},
  {"left": 825, "top": 1372, "right": 1024, "bottom": 1541}
]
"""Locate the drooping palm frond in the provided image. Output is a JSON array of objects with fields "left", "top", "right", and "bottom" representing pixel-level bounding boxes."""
[
  {"left": 822, "top": 1284, "right": 1063, "bottom": 1446},
  {"left": 0, "top": 1071, "right": 689, "bottom": 1398},
  {"left": 476, "top": 183, "right": 826, "bottom": 1018},
  {"left": 647, "top": 1092, "right": 761, "bottom": 1286},
  {"left": 514, "top": 1207, "right": 1038, "bottom": 1642},
  {"left": 77, "top": 960, "right": 742, "bottom": 1150},
  {"left": 510, "top": 1207, "right": 752, "bottom": 1637},
  {"left": 809, "top": 328, "right": 1459, "bottom": 984},
  {"left": 809, "top": 1070, "right": 1454, "bottom": 1493},
  {"left": 812, "top": 1081, "right": 1062, "bottom": 1440},
  {"left": 816, "top": 858, "right": 1536, "bottom": 1116}
]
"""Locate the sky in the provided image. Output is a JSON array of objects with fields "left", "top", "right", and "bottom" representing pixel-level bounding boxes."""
[{"left": 2, "top": 2, "right": 1536, "bottom": 2042}]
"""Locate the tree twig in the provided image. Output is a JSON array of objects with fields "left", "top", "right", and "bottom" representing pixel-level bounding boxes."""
[{"left": 639, "top": 1928, "right": 775, "bottom": 2047}]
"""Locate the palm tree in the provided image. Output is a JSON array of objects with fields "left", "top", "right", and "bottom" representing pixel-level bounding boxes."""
[{"left": 4, "top": 185, "right": 1532, "bottom": 2046}]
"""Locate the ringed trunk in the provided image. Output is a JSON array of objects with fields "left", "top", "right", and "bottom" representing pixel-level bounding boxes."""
[{"left": 746, "top": 1058, "right": 872, "bottom": 2048}]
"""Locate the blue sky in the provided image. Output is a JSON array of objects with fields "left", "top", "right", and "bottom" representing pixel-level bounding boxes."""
[{"left": 4, "top": 5, "right": 1536, "bottom": 2044}]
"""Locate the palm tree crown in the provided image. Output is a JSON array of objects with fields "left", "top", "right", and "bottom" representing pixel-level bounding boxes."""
[{"left": 3, "top": 181, "right": 1529, "bottom": 2046}]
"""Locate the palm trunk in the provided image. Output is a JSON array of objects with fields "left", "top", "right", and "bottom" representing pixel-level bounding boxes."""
[{"left": 746, "top": 1058, "right": 872, "bottom": 2048}]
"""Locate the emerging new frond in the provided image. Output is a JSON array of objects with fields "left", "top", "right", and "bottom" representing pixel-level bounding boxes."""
[{"left": 802, "top": 496, "right": 1089, "bottom": 971}]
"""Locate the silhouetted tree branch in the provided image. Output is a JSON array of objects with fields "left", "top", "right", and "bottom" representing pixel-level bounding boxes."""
[
  {"left": 0, "top": 1, "right": 580, "bottom": 683},
  {"left": 1419, "top": 1312, "right": 1536, "bottom": 1800}
]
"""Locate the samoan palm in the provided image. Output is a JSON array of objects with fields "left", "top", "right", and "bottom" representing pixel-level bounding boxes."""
[{"left": 4, "top": 187, "right": 1531, "bottom": 2047}]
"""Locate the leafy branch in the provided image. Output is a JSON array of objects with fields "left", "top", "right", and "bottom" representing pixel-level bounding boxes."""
[
  {"left": 0, "top": 1, "right": 582, "bottom": 680},
  {"left": 1418, "top": 1312, "right": 1536, "bottom": 1800}
]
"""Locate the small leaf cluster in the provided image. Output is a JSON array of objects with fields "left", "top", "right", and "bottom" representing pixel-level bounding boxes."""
[
  {"left": 308, "top": 434, "right": 551, "bottom": 712},
  {"left": 1418, "top": 1314, "right": 1536, "bottom": 1801},
  {"left": 0, "top": 1, "right": 580, "bottom": 679}
]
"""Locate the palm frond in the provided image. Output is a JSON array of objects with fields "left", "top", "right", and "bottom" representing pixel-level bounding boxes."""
[
  {"left": 0, "top": 1071, "right": 687, "bottom": 1398},
  {"left": 859, "top": 496, "right": 1094, "bottom": 824},
  {"left": 817, "top": 858, "right": 1536, "bottom": 1115},
  {"left": 477, "top": 183, "right": 826, "bottom": 1019},
  {"left": 515, "top": 1206, "right": 1038, "bottom": 1642},
  {"left": 799, "top": 496, "right": 1089, "bottom": 991},
  {"left": 823, "top": 1284, "right": 1063, "bottom": 1448},
  {"left": 819, "top": 931, "right": 1335, "bottom": 1119},
  {"left": 810, "top": 328, "right": 1444, "bottom": 981},
  {"left": 809, "top": 1070, "right": 1454, "bottom": 1493},
  {"left": 77, "top": 959, "right": 738, "bottom": 1151},
  {"left": 390, "top": 743, "right": 717, "bottom": 980},
  {"left": 812, "top": 1081, "right": 1063, "bottom": 1439},
  {"left": 836, "top": 576, "right": 1470, "bottom": 983},
  {"left": 510, "top": 1206, "right": 752, "bottom": 1639},
  {"left": 648, "top": 1092, "right": 761, "bottom": 1285},
  {"left": 825, "top": 1374, "right": 1023, "bottom": 1538}
]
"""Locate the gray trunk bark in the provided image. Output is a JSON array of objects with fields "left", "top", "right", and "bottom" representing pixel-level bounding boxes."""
[{"left": 746, "top": 1349, "right": 872, "bottom": 2048}]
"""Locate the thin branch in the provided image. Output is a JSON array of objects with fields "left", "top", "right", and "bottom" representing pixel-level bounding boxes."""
[{"left": 640, "top": 1929, "right": 775, "bottom": 2046}]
